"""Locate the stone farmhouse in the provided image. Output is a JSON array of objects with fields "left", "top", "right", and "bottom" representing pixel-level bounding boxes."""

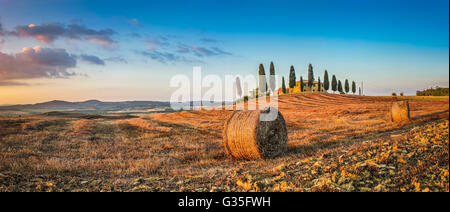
[{"left": 278, "top": 80, "right": 325, "bottom": 95}]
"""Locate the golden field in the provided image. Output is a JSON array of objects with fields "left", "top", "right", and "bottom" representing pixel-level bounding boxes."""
[{"left": 0, "top": 93, "right": 448, "bottom": 192}]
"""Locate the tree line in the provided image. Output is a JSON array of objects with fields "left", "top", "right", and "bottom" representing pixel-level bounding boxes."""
[
  {"left": 416, "top": 87, "right": 449, "bottom": 96},
  {"left": 247, "top": 62, "right": 360, "bottom": 98},
  {"left": 280, "top": 63, "right": 359, "bottom": 94}
]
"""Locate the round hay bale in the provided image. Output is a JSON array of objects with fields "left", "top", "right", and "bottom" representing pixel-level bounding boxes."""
[
  {"left": 222, "top": 107, "right": 288, "bottom": 160},
  {"left": 391, "top": 100, "right": 410, "bottom": 123}
]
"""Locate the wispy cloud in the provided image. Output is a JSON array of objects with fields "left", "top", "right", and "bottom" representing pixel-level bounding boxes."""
[
  {"left": 200, "top": 38, "right": 219, "bottom": 43},
  {"left": 79, "top": 54, "right": 105, "bottom": 65},
  {"left": 0, "top": 20, "right": 4, "bottom": 36},
  {"left": 104, "top": 56, "right": 127, "bottom": 63},
  {"left": 0, "top": 81, "right": 29, "bottom": 86},
  {"left": 137, "top": 50, "right": 201, "bottom": 64},
  {"left": 191, "top": 46, "right": 221, "bottom": 57},
  {"left": 176, "top": 44, "right": 232, "bottom": 57},
  {"left": 144, "top": 38, "right": 170, "bottom": 51},
  {"left": 0, "top": 39, "right": 4, "bottom": 50},
  {"left": 128, "top": 32, "right": 141, "bottom": 38},
  {"left": 69, "top": 18, "right": 83, "bottom": 24},
  {"left": 138, "top": 50, "right": 181, "bottom": 63},
  {"left": 175, "top": 44, "right": 190, "bottom": 53},
  {"left": 0, "top": 20, "right": 4, "bottom": 50},
  {"left": 137, "top": 34, "right": 231, "bottom": 64},
  {"left": 210, "top": 47, "right": 231, "bottom": 56},
  {"left": 4, "top": 22, "right": 117, "bottom": 46},
  {"left": 128, "top": 19, "right": 141, "bottom": 26},
  {"left": 65, "top": 24, "right": 116, "bottom": 46}
]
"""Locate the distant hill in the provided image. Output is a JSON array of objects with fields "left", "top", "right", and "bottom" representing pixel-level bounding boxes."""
[
  {"left": 0, "top": 100, "right": 171, "bottom": 112},
  {"left": 0, "top": 100, "right": 233, "bottom": 115}
]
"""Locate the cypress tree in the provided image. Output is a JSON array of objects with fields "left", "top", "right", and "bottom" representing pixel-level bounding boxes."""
[
  {"left": 236, "top": 77, "right": 242, "bottom": 98},
  {"left": 258, "top": 64, "right": 267, "bottom": 93},
  {"left": 281, "top": 77, "right": 287, "bottom": 94},
  {"left": 318, "top": 77, "right": 321, "bottom": 92},
  {"left": 300, "top": 76, "right": 304, "bottom": 92},
  {"left": 323, "top": 70, "right": 329, "bottom": 92},
  {"left": 352, "top": 81, "right": 356, "bottom": 94},
  {"left": 344, "top": 79, "right": 349, "bottom": 94},
  {"left": 289, "top": 66, "right": 296, "bottom": 88},
  {"left": 307, "top": 64, "right": 314, "bottom": 88},
  {"left": 331, "top": 75, "right": 337, "bottom": 93},
  {"left": 269, "top": 61, "right": 276, "bottom": 93},
  {"left": 338, "top": 80, "right": 343, "bottom": 94}
]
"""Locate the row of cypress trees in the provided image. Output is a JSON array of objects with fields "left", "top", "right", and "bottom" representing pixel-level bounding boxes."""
[
  {"left": 329, "top": 74, "right": 357, "bottom": 94},
  {"left": 257, "top": 62, "right": 359, "bottom": 95},
  {"left": 258, "top": 62, "right": 276, "bottom": 94},
  {"left": 281, "top": 64, "right": 358, "bottom": 94}
]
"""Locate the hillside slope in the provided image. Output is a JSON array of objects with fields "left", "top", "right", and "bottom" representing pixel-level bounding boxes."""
[
  {"left": 151, "top": 93, "right": 449, "bottom": 151},
  {"left": 0, "top": 93, "right": 448, "bottom": 192}
]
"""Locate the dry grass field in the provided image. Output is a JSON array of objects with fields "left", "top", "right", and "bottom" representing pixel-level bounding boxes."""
[{"left": 0, "top": 93, "right": 448, "bottom": 192}]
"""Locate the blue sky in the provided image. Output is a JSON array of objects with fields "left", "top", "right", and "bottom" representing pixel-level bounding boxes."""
[{"left": 0, "top": 0, "right": 448, "bottom": 104}]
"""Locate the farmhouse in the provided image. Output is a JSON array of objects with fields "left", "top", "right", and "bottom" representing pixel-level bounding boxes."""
[{"left": 278, "top": 80, "right": 325, "bottom": 95}]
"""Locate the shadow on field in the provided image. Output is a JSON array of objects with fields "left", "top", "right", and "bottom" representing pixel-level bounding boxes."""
[
  {"left": 286, "top": 111, "right": 449, "bottom": 157},
  {"left": 411, "top": 110, "right": 449, "bottom": 121},
  {"left": 42, "top": 111, "right": 138, "bottom": 120}
]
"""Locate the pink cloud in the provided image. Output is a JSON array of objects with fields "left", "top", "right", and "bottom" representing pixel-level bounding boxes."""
[
  {"left": 6, "top": 22, "right": 116, "bottom": 46},
  {"left": 128, "top": 19, "right": 141, "bottom": 26},
  {"left": 0, "top": 46, "right": 77, "bottom": 81}
]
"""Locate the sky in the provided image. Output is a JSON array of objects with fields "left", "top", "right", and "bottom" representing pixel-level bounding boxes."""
[{"left": 0, "top": 0, "right": 448, "bottom": 104}]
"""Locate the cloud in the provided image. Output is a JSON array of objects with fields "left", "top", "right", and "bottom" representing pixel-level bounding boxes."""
[
  {"left": 0, "top": 81, "right": 29, "bottom": 86},
  {"left": 190, "top": 46, "right": 219, "bottom": 57},
  {"left": 128, "top": 19, "right": 141, "bottom": 26},
  {"left": 144, "top": 39, "right": 170, "bottom": 51},
  {"left": 79, "top": 54, "right": 105, "bottom": 65},
  {"left": 128, "top": 32, "right": 141, "bottom": 38},
  {"left": 210, "top": 47, "right": 232, "bottom": 56},
  {"left": 0, "top": 39, "right": 4, "bottom": 50},
  {"left": 156, "top": 36, "right": 168, "bottom": 41},
  {"left": 175, "top": 44, "right": 190, "bottom": 53},
  {"left": 69, "top": 18, "right": 83, "bottom": 24},
  {"left": 6, "top": 22, "right": 116, "bottom": 46},
  {"left": 137, "top": 50, "right": 200, "bottom": 64},
  {"left": 136, "top": 35, "right": 231, "bottom": 63},
  {"left": 0, "top": 46, "right": 77, "bottom": 81},
  {"left": 18, "top": 46, "right": 77, "bottom": 67},
  {"left": 104, "top": 56, "right": 127, "bottom": 63},
  {"left": 138, "top": 50, "right": 180, "bottom": 63},
  {"left": 200, "top": 38, "right": 219, "bottom": 43},
  {"left": 176, "top": 44, "right": 232, "bottom": 57},
  {"left": 9, "top": 23, "right": 65, "bottom": 43},
  {"left": 65, "top": 24, "right": 116, "bottom": 46},
  {"left": 0, "top": 21, "right": 4, "bottom": 36}
]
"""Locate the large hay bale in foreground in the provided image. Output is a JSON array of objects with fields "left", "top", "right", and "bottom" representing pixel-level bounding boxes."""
[
  {"left": 391, "top": 101, "right": 410, "bottom": 123},
  {"left": 223, "top": 107, "right": 288, "bottom": 160}
]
